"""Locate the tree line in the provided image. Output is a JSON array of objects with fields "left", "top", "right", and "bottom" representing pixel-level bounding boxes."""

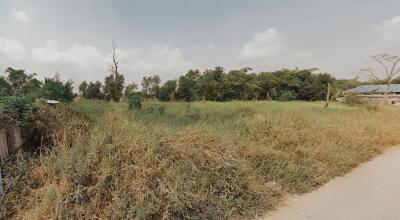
[
  {"left": 1, "top": 66, "right": 365, "bottom": 103},
  {"left": 0, "top": 67, "right": 74, "bottom": 102},
  {"left": 79, "top": 67, "right": 364, "bottom": 102},
  {"left": 3, "top": 52, "right": 400, "bottom": 103}
]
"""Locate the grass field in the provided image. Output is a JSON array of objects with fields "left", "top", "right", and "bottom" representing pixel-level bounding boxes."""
[{"left": 2, "top": 100, "right": 400, "bottom": 219}]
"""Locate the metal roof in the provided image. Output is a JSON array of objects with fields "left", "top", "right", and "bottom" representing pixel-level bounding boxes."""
[
  {"left": 45, "top": 100, "right": 60, "bottom": 104},
  {"left": 347, "top": 84, "right": 400, "bottom": 94}
]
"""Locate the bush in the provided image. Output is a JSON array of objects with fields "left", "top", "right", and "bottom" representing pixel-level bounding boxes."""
[
  {"left": 344, "top": 94, "right": 363, "bottom": 106},
  {"left": 278, "top": 90, "right": 297, "bottom": 101},
  {"left": 0, "top": 96, "right": 32, "bottom": 129},
  {"left": 40, "top": 75, "right": 74, "bottom": 102},
  {"left": 128, "top": 94, "right": 142, "bottom": 110}
]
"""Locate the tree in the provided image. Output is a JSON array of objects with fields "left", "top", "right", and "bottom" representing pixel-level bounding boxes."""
[
  {"left": 103, "top": 42, "right": 125, "bottom": 102},
  {"left": 124, "top": 83, "right": 138, "bottom": 97},
  {"left": 278, "top": 90, "right": 297, "bottom": 101},
  {"left": 257, "top": 72, "right": 279, "bottom": 100},
  {"left": 4, "top": 67, "right": 41, "bottom": 96},
  {"left": 79, "top": 81, "right": 88, "bottom": 97},
  {"left": 158, "top": 80, "right": 177, "bottom": 101},
  {"left": 0, "top": 77, "right": 13, "bottom": 97},
  {"left": 40, "top": 74, "right": 74, "bottom": 102},
  {"left": 359, "top": 53, "right": 400, "bottom": 95},
  {"left": 177, "top": 75, "right": 196, "bottom": 101},
  {"left": 324, "top": 82, "right": 342, "bottom": 108},
  {"left": 86, "top": 81, "right": 103, "bottom": 99},
  {"left": 296, "top": 71, "right": 335, "bottom": 101},
  {"left": 141, "top": 75, "right": 160, "bottom": 98},
  {"left": 103, "top": 74, "right": 124, "bottom": 101},
  {"left": 225, "top": 69, "right": 258, "bottom": 100},
  {"left": 197, "top": 66, "right": 228, "bottom": 101}
]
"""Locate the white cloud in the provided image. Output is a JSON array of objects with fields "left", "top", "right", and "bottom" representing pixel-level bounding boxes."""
[
  {"left": 0, "top": 36, "right": 26, "bottom": 59},
  {"left": 32, "top": 40, "right": 103, "bottom": 67},
  {"left": 30, "top": 40, "right": 193, "bottom": 82},
  {"left": 376, "top": 16, "right": 400, "bottom": 40},
  {"left": 31, "top": 40, "right": 64, "bottom": 63},
  {"left": 236, "top": 28, "right": 315, "bottom": 71},
  {"left": 14, "top": 10, "right": 30, "bottom": 23},
  {"left": 238, "top": 28, "right": 287, "bottom": 60},
  {"left": 104, "top": 43, "right": 194, "bottom": 79}
]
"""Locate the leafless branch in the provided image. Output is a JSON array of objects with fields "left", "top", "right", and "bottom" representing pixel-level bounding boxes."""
[{"left": 111, "top": 41, "right": 119, "bottom": 79}]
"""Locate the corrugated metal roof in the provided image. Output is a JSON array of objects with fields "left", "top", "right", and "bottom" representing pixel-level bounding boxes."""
[{"left": 347, "top": 84, "right": 400, "bottom": 94}]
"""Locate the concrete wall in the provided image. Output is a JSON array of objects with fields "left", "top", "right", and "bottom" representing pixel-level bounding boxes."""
[
  {"left": 0, "top": 127, "right": 24, "bottom": 161},
  {"left": 358, "top": 95, "right": 400, "bottom": 105},
  {"left": 337, "top": 94, "right": 400, "bottom": 105},
  {"left": 11, "top": 127, "right": 23, "bottom": 153},
  {"left": 0, "top": 129, "right": 8, "bottom": 161}
]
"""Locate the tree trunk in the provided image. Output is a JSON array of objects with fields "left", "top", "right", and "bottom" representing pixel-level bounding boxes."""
[
  {"left": 324, "top": 83, "right": 331, "bottom": 108},
  {"left": 386, "top": 81, "right": 391, "bottom": 104}
]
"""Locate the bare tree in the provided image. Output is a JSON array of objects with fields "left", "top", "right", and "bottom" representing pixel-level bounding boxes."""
[
  {"left": 359, "top": 53, "right": 400, "bottom": 95},
  {"left": 324, "top": 82, "right": 344, "bottom": 108},
  {"left": 103, "top": 41, "right": 125, "bottom": 102},
  {"left": 111, "top": 41, "right": 119, "bottom": 79}
]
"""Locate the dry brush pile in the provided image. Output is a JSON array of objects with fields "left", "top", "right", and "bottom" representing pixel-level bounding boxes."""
[{"left": 1, "top": 102, "right": 400, "bottom": 219}]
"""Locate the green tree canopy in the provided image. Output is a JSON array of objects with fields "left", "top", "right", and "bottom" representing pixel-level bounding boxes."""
[
  {"left": 103, "top": 73, "right": 125, "bottom": 102},
  {"left": 40, "top": 74, "right": 74, "bottom": 102},
  {"left": 4, "top": 67, "right": 41, "bottom": 96},
  {"left": 0, "top": 77, "right": 13, "bottom": 97},
  {"left": 158, "top": 80, "right": 177, "bottom": 101},
  {"left": 141, "top": 75, "right": 160, "bottom": 99}
]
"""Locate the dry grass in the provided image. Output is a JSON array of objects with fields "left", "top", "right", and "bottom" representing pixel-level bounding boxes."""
[{"left": 1, "top": 101, "right": 400, "bottom": 219}]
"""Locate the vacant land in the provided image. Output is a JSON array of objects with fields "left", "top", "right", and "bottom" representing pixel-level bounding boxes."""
[{"left": 2, "top": 100, "right": 400, "bottom": 219}]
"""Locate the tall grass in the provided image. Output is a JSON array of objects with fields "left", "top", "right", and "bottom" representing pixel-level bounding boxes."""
[{"left": 1, "top": 100, "right": 400, "bottom": 219}]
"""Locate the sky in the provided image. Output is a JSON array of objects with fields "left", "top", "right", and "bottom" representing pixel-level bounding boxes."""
[{"left": 1, "top": 0, "right": 400, "bottom": 86}]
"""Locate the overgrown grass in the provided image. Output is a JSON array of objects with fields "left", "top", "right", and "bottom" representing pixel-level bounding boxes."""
[{"left": 2, "top": 100, "right": 400, "bottom": 219}]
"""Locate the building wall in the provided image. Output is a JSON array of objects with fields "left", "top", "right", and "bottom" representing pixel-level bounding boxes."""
[
  {"left": 337, "top": 94, "right": 400, "bottom": 105},
  {"left": 358, "top": 95, "right": 400, "bottom": 105}
]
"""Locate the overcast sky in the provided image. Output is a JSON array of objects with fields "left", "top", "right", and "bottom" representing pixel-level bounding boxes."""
[{"left": 1, "top": 0, "right": 400, "bottom": 85}]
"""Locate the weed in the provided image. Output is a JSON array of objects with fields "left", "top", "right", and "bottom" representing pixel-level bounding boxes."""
[{"left": 2, "top": 100, "right": 400, "bottom": 219}]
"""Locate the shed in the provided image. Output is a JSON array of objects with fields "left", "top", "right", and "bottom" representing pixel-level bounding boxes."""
[{"left": 341, "top": 84, "right": 400, "bottom": 105}]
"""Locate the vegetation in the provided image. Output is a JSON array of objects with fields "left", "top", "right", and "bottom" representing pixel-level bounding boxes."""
[
  {"left": 40, "top": 75, "right": 74, "bottom": 102},
  {"left": 2, "top": 52, "right": 400, "bottom": 219},
  {"left": 128, "top": 94, "right": 143, "bottom": 110},
  {"left": 2, "top": 100, "right": 400, "bottom": 219},
  {"left": 0, "top": 68, "right": 74, "bottom": 102},
  {"left": 80, "top": 67, "right": 351, "bottom": 103},
  {"left": 0, "top": 96, "right": 32, "bottom": 129}
]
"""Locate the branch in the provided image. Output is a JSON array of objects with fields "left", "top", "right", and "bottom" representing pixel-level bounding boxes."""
[
  {"left": 388, "top": 58, "right": 400, "bottom": 79},
  {"left": 372, "top": 55, "right": 390, "bottom": 77},
  {"left": 360, "top": 68, "right": 381, "bottom": 81},
  {"left": 111, "top": 41, "right": 118, "bottom": 78}
]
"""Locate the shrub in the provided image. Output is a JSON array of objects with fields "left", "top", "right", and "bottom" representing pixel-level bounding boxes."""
[
  {"left": 0, "top": 77, "right": 13, "bottom": 97},
  {"left": 344, "top": 94, "right": 363, "bottom": 106},
  {"left": 128, "top": 94, "right": 142, "bottom": 110},
  {"left": 0, "top": 96, "right": 32, "bottom": 129},
  {"left": 278, "top": 90, "right": 297, "bottom": 101},
  {"left": 40, "top": 75, "right": 74, "bottom": 102}
]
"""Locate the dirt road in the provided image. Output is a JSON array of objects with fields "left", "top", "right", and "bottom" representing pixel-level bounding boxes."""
[{"left": 263, "top": 147, "right": 400, "bottom": 220}]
